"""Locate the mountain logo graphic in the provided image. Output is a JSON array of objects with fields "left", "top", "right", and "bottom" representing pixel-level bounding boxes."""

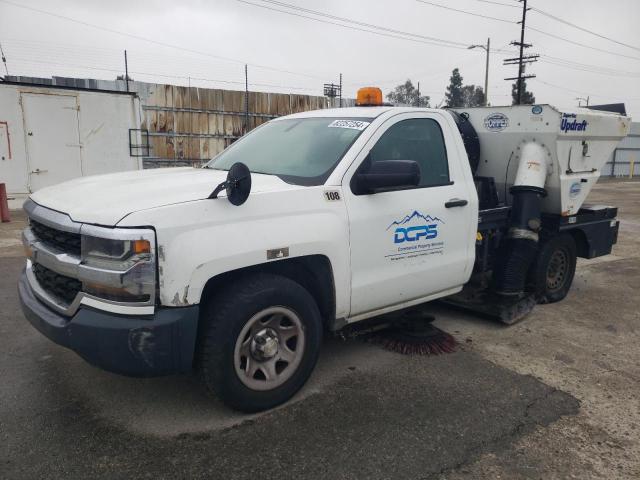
[{"left": 386, "top": 210, "right": 445, "bottom": 230}]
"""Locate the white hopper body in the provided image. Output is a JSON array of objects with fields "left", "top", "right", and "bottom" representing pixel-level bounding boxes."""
[{"left": 452, "top": 105, "right": 631, "bottom": 215}]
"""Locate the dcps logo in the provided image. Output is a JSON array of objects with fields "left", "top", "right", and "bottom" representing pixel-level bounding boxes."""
[
  {"left": 484, "top": 113, "right": 509, "bottom": 132},
  {"left": 387, "top": 210, "right": 445, "bottom": 244},
  {"left": 394, "top": 225, "right": 438, "bottom": 243}
]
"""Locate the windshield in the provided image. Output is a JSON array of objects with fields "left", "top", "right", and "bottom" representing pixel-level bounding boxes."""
[{"left": 205, "top": 117, "right": 373, "bottom": 186}]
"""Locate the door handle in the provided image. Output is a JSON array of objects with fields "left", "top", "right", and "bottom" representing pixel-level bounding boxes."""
[
  {"left": 30, "top": 168, "right": 48, "bottom": 174},
  {"left": 445, "top": 198, "right": 468, "bottom": 208}
]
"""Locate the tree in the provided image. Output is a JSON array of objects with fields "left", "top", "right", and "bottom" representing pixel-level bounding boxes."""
[
  {"left": 386, "top": 79, "right": 430, "bottom": 107},
  {"left": 461, "top": 85, "right": 485, "bottom": 107},
  {"left": 445, "top": 68, "right": 465, "bottom": 107},
  {"left": 445, "top": 69, "right": 485, "bottom": 107},
  {"left": 511, "top": 79, "right": 535, "bottom": 105}
]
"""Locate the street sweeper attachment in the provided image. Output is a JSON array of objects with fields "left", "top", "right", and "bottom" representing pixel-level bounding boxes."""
[
  {"left": 444, "top": 105, "right": 631, "bottom": 323},
  {"left": 367, "top": 310, "right": 457, "bottom": 355}
]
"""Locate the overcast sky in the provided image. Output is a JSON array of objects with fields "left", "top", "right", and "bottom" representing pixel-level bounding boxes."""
[{"left": 1, "top": 0, "right": 639, "bottom": 116}]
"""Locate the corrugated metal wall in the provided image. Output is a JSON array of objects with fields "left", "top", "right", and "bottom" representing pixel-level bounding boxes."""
[
  {"left": 603, "top": 122, "right": 640, "bottom": 177},
  {"left": 140, "top": 84, "right": 353, "bottom": 167}
]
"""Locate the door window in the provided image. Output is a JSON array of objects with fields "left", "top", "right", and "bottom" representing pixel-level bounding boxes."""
[{"left": 368, "top": 118, "right": 450, "bottom": 188}]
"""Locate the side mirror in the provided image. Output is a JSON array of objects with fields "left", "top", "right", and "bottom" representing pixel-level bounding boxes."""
[
  {"left": 351, "top": 160, "right": 421, "bottom": 195},
  {"left": 208, "top": 162, "right": 252, "bottom": 205}
]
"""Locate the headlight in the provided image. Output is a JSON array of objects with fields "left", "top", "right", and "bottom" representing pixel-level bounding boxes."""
[{"left": 78, "top": 226, "right": 156, "bottom": 304}]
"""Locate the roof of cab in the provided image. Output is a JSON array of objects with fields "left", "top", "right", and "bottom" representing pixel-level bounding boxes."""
[{"left": 279, "top": 106, "right": 442, "bottom": 120}]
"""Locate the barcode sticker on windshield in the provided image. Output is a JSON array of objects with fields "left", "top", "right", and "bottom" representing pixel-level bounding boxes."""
[{"left": 328, "top": 120, "right": 370, "bottom": 131}]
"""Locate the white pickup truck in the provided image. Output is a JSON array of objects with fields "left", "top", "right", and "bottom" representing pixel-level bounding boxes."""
[{"left": 19, "top": 88, "right": 630, "bottom": 411}]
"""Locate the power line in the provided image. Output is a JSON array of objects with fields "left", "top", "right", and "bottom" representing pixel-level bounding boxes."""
[
  {"left": 0, "top": 0, "right": 327, "bottom": 81},
  {"left": 238, "top": 1, "right": 516, "bottom": 57},
  {"left": 541, "top": 56, "right": 640, "bottom": 76},
  {"left": 237, "top": 0, "right": 519, "bottom": 91},
  {"left": 415, "top": 0, "right": 515, "bottom": 23},
  {"left": 539, "top": 54, "right": 640, "bottom": 77},
  {"left": 415, "top": 0, "right": 640, "bottom": 63},
  {"left": 4, "top": 42, "right": 241, "bottom": 79},
  {"left": 237, "top": 0, "right": 472, "bottom": 50},
  {"left": 247, "top": 0, "right": 470, "bottom": 48},
  {"left": 5, "top": 0, "right": 637, "bottom": 102},
  {"left": 472, "top": 0, "right": 520, "bottom": 8},
  {"left": 530, "top": 6, "right": 640, "bottom": 53},
  {"left": 527, "top": 26, "right": 640, "bottom": 61},
  {"left": 532, "top": 78, "right": 640, "bottom": 101}
]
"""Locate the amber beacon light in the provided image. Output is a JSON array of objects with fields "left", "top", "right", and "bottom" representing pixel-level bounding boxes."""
[{"left": 356, "top": 87, "right": 383, "bottom": 106}]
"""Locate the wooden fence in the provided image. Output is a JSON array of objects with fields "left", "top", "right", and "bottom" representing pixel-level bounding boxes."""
[{"left": 140, "top": 84, "right": 351, "bottom": 167}]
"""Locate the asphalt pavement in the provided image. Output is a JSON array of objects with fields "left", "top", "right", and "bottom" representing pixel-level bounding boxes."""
[{"left": 1, "top": 181, "right": 639, "bottom": 479}]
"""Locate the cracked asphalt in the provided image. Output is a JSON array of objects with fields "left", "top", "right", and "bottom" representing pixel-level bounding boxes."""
[{"left": 1, "top": 180, "right": 639, "bottom": 479}]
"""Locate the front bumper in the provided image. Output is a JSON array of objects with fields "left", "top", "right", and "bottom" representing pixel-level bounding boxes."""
[{"left": 18, "top": 268, "right": 199, "bottom": 377}]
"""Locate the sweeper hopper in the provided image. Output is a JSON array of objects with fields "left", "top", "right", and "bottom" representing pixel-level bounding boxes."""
[{"left": 452, "top": 105, "right": 631, "bottom": 216}]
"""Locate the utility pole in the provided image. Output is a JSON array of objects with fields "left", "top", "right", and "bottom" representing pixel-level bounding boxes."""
[
  {"left": 323, "top": 81, "right": 341, "bottom": 106},
  {"left": 417, "top": 81, "right": 420, "bottom": 107},
  {"left": 468, "top": 37, "right": 490, "bottom": 106},
  {"left": 339, "top": 73, "right": 343, "bottom": 108},
  {"left": 124, "top": 50, "right": 130, "bottom": 92},
  {"left": 576, "top": 96, "right": 590, "bottom": 107},
  {"left": 504, "top": 0, "right": 538, "bottom": 104},
  {"left": 516, "top": 0, "right": 526, "bottom": 104}
]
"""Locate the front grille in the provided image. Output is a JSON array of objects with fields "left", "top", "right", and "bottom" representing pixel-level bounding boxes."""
[
  {"left": 32, "top": 263, "right": 82, "bottom": 305},
  {"left": 30, "top": 220, "right": 81, "bottom": 256}
]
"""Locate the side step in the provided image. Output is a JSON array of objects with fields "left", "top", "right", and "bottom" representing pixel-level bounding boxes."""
[{"left": 441, "top": 288, "right": 537, "bottom": 325}]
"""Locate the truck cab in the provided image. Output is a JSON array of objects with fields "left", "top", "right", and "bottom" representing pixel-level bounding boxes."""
[{"left": 19, "top": 89, "right": 628, "bottom": 412}]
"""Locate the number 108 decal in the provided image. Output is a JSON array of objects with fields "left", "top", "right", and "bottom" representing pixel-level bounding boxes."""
[{"left": 324, "top": 191, "right": 341, "bottom": 201}]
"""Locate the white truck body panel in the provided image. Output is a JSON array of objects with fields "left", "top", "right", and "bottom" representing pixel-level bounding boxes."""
[{"left": 455, "top": 105, "right": 631, "bottom": 215}]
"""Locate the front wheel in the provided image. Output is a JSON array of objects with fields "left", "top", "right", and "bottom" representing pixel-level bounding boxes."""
[
  {"left": 528, "top": 234, "right": 577, "bottom": 304},
  {"left": 198, "top": 274, "right": 322, "bottom": 412}
]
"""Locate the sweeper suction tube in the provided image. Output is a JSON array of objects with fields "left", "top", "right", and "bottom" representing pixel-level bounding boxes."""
[{"left": 493, "top": 141, "right": 549, "bottom": 295}]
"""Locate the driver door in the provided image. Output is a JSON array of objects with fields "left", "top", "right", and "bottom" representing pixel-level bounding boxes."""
[{"left": 343, "top": 112, "right": 476, "bottom": 318}]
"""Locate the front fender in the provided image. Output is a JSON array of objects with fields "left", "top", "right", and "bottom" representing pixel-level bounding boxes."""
[{"left": 119, "top": 187, "right": 351, "bottom": 318}]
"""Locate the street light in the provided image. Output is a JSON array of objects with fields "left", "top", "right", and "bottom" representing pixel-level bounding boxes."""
[{"left": 468, "top": 37, "right": 490, "bottom": 106}]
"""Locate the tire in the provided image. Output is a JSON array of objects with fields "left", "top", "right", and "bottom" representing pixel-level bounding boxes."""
[
  {"left": 198, "top": 273, "right": 323, "bottom": 412},
  {"left": 528, "top": 234, "right": 577, "bottom": 304}
]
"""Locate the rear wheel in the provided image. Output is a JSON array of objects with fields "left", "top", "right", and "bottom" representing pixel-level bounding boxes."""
[
  {"left": 528, "top": 234, "right": 577, "bottom": 304},
  {"left": 198, "top": 274, "right": 322, "bottom": 412}
]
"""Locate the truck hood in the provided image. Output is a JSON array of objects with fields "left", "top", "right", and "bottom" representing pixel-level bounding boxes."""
[{"left": 29, "top": 167, "right": 300, "bottom": 226}]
